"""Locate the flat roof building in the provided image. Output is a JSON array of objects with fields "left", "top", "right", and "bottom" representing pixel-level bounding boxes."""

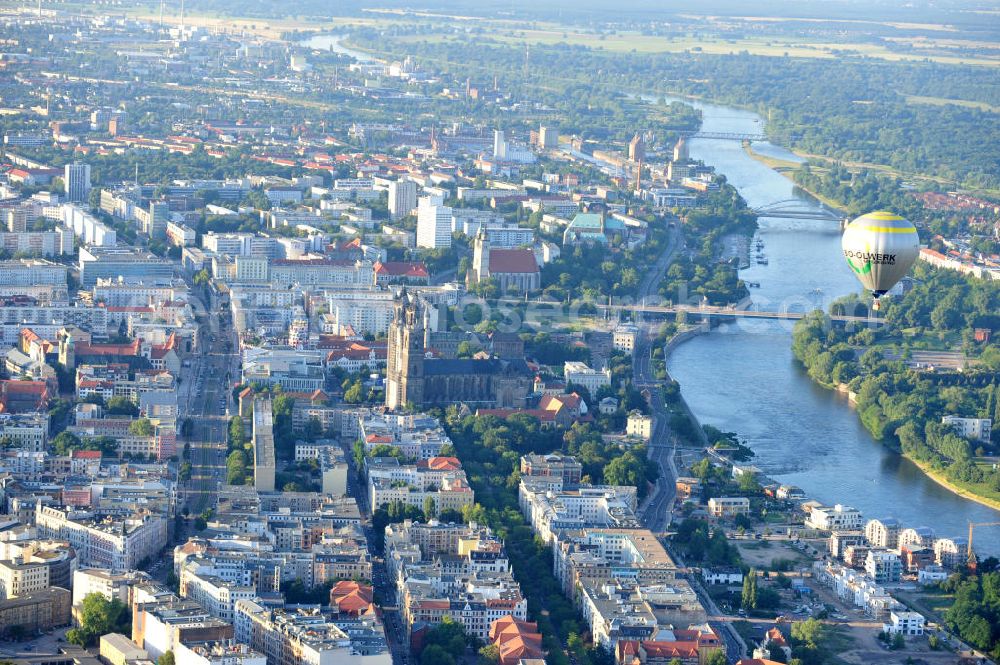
[{"left": 252, "top": 398, "right": 276, "bottom": 492}]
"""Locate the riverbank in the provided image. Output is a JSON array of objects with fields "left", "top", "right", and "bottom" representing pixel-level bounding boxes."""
[
  {"left": 792, "top": 318, "right": 1000, "bottom": 514},
  {"left": 741, "top": 144, "right": 849, "bottom": 214},
  {"left": 910, "top": 459, "right": 1000, "bottom": 512}
]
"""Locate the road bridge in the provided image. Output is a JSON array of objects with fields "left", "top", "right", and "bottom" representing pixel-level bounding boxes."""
[
  {"left": 752, "top": 198, "right": 843, "bottom": 221},
  {"left": 689, "top": 131, "right": 769, "bottom": 141}
]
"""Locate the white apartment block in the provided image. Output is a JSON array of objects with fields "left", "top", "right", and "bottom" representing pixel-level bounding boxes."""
[
  {"left": 707, "top": 497, "right": 750, "bottom": 519},
  {"left": 0, "top": 229, "right": 74, "bottom": 256},
  {"left": 612, "top": 325, "right": 638, "bottom": 353},
  {"left": 322, "top": 291, "right": 396, "bottom": 335},
  {"left": 941, "top": 416, "right": 992, "bottom": 443},
  {"left": 626, "top": 411, "right": 653, "bottom": 440},
  {"left": 806, "top": 504, "right": 864, "bottom": 531},
  {"left": 388, "top": 180, "right": 417, "bottom": 220},
  {"left": 563, "top": 361, "right": 611, "bottom": 393},
  {"left": 865, "top": 518, "right": 901, "bottom": 549},
  {"left": 416, "top": 198, "right": 452, "bottom": 249},
  {"left": 35, "top": 506, "right": 167, "bottom": 572},
  {"left": 181, "top": 570, "right": 257, "bottom": 623},
  {"left": 883, "top": 610, "right": 925, "bottom": 636},
  {"left": 0, "top": 559, "right": 49, "bottom": 599},
  {"left": 520, "top": 482, "right": 639, "bottom": 543}
]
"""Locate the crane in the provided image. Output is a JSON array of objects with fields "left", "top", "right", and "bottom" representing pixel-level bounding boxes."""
[{"left": 967, "top": 522, "right": 1000, "bottom": 567}]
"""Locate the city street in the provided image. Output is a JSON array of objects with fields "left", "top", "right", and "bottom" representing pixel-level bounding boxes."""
[{"left": 182, "top": 285, "right": 241, "bottom": 514}]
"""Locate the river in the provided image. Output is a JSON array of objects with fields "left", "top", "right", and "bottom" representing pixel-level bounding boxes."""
[
  {"left": 662, "top": 99, "right": 1000, "bottom": 554},
  {"left": 298, "top": 33, "right": 374, "bottom": 62}
]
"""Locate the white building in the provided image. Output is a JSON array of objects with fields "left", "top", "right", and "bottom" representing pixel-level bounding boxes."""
[
  {"left": 64, "top": 163, "right": 91, "bottom": 203},
  {"left": 181, "top": 570, "right": 257, "bottom": 623},
  {"left": 707, "top": 497, "right": 750, "bottom": 518},
  {"left": 35, "top": 506, "right": 167, "bottom": 572},
  {"left": 883, "top": 610, "right": 925, "bottom": 636},
  {"left": 626, "top": 411, "right": 653, "bottom": 440},
  {"left": 563, "top": 361, "right": 611, "bottom": 393},
  {"left": 388, "top": 180, "right": 417, "bottom": 220},
  {"left": 865, "top": 550, "right": 902, "bottom": 585},
  {"left": 416, "top": 198, "right": 453, "bottom": 249},
  {"left": 806, "top": 504, "right": 864, "bottom": 531},
  {"left": 612, "top": 325, "right": 638, "bottom": 354},
  {"left": 941, "top": 416, "right": 992, "bottom": 443},
  {"left": 0, "top": 559, "right": 49, "bottom": 599},
  {"left": 175, "top": 641, "right": 267, "bottom": 665}
]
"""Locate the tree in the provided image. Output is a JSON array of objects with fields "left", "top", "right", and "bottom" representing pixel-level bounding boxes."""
[
  {"left": 477, "top": 644, "right": 500, "bottom": 665},
  {"left": 343, "top": 380, "right": 365, "bottom": 404},
  {"left": 106, "top": 396, "right": 139, "bottom": 416},
  {"left": 423, "top": 496, "right": 437, "bottom": 519},
  {"left": 891, "top": 632, "right": 905, "bottom": 650},
  {"left": 73, "top": 593, "right": 130, "bottom": 646},
  {"left": 303, "top": 417, "right": 323, "bottom": 441},
  {"left": 705, "top": 652, "right": 727, "bottom": 665},
  {"left": 157, "top": 653, "right": 175, "bottom": 665},
  {"left": 421, "top": 645, "right": 455, "bottom": 665},
  {"left": 742, "top": 569, "right": 758, "bottom": 610},
  {"left": 791, "top": 617, "right": 824, "bottom": 650},
  {"left": 51, "top": 431, "right": 82, "bottom": 456},
  {"left": 129, "top": 418, "right": 154, "bottom": 436},
  {"left": 422, "top": 616, "right": 467, "bottom": 661}
]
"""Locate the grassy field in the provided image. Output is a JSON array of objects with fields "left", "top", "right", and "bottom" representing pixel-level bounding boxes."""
[
  {"left": 742, "top": 145, "right": 802, "bottom": 173},
  {"left": 905, "top": 94, "right": 1000, "bottom": 113},
  {"left": 894, "top": 588, "right": 956, "bottom": 626},
  {"left": 394, "top": 28, "right": 1000, "bottom": 67}
]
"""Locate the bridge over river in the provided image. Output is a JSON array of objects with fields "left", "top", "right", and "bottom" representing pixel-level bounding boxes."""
[
  {"left": 495, "top": 299, "right": 877, "bottom": 326},
  {"left": 752, "top": 198, "right": 844, "bottom": 221}
]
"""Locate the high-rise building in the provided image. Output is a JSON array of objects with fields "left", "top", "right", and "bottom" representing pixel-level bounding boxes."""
[
  {"left": 673, "top": 136, "right": 690, "bottom": 163},
  {"left": 628, "top": 133, "right": 645, "bottom": 162},
  {"left": 388, "top": 180, "right": 417, "bottom": 220},
  {"left": 64, "top": 163, "right": 91, "bottom": 203},
  {"left": 416, "top": 197, "right": 452, "bottom": 249},
  {"left": 493, "top": 129, "right": 508, "bottom": 160},
  {"left": 538, "top": 124, "right": 560, "bottom": 149}
]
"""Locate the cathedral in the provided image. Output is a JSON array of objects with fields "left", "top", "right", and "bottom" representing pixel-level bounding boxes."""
[{"left": 385, "top": 292, "right": 533, "bottom": 410}]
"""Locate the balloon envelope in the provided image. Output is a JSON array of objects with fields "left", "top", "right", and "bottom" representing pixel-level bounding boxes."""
[{"left": 841, "top": 212, "right": 919, "bottom": 298}]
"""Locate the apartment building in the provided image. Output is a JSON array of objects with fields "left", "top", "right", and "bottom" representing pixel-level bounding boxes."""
[
  {"left": 367, "top": 456, "right": 475, "bottom": 515},
  {"left": 234, "top": 601, "right": 390, "bottom": 665},
  {"left": 707, "top": 497, "right": 750, "bottom": 519},
  {"left": 252, "top": 398, "right": 276, "bottom": 492},
  {"left": 0, "top": 558, "right": 49, "bottom": 599},
  {"left": 35, "top": 505, "right": 167, "bottom": 571},
  {"left": 865, "top": 518, "right": 901, "bottom": 549},
  {"left": 806, "top": 504, "right": 864, "bottom": 531},
  {"left": 385, "top": 520, "right": 527, "bottom": 641}
]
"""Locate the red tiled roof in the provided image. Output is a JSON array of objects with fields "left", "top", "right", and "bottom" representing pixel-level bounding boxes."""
[
  {"left": 71, "top": 450, "right": 102, "bottom": 459},
  {"left": 420, "top": 457, "right": 462, "bottom": 471},
  {"left": 373, "top": 261, "right": 429, "bottom": 278},
  {"left": 488, "top": 249, "right": 538, "bottom": 274}
]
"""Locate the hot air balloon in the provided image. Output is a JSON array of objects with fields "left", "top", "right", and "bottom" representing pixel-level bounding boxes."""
[{"left": 841, "top": 211, "right": 919, "bottom": 311}]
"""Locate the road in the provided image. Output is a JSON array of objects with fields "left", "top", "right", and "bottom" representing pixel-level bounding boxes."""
[
  {"left": 628, "top": 226, "right": 748, "bottom": 663},
  {"left": 181, "top": 285, "right": 241, "bottom": 514},
  {"left": 341, "top": 440, "right": 412, "bottom": 665},
  {"left": 633, "top": 226, "right": 682, "bottom": 534}
]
